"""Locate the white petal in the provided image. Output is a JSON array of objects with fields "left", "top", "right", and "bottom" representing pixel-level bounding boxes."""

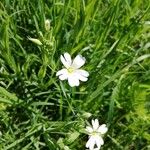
[
  {"left": 56, "top": 69, "right": 68, "bottom": 80},
  {"left": 64, "top": 53, "right": 72, "bottom": 65},
  {"left": 78, "top": 75, "right": 88, "bottom": 82},
  {"left": 76, "top": 69, "right": 89, "bottom": 77},
  {"left": 98, "top": 135, "right": 104, "bottom": 145},
  {"left": 68, "top": 74, "right": 80, "bottom": 87},
  {"left": 60, "top": 53, "right": 72, "bottom": 68},
  {"left": 56, "top": 69, "right": 68, "bottom": 76},
  {"left": 86, "top": 126, "right": 94, "bottom": 133},
  {"left": 75, "top": 70, "right": 89, "bottom": 82},
  {"left": 59, "top": 74, "right": 68, "bottom": 80},
  {"left": 98, "top": 124, "right": 108, "bottom": 134},
  {"left": 86, "top": 136, "right": 95, "bottom": 150},
  {"left": 95, "top": 135, "right": 104, "bottom": 148},
  {"left": 72, "top": 54, "right": 86, "bottom": 69},
  {"left": 85, "top": 138, "right": 91, "bottom": 149},
  {"left": 93, "top": 148, "right": 101, "bottom": 150},
  {"left": 78, "top": 69, "right": 89, "bottom": 77},
  {"left": 92, "top": 119, "right": 99, "bottom": 130},
  {"left": 89, "top": 137, "right": 96, "bottom": 150}
]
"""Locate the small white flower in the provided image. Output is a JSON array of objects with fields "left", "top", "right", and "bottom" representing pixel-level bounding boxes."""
[
  {"left": 56, "top": 52, "right": 89, "bottom": 87},
  {"left": 28, "top": 37, "right": 42, "bottom": 45},
  {"left": 86, "top": 119, "right": 108, "bottom": 150}
]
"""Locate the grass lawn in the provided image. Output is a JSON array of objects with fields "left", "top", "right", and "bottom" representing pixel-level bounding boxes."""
[{"left": 0, "top": 0, "right": 150, "bottom": 149}]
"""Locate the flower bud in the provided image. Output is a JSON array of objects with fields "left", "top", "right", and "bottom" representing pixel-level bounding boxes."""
[
  {"left": 82, "top": 112, "right": 92, "bottom": 118},
  {"left": 64, "top": 146, "right": 70, "bottom": 150},
  {"left": 45, "top": 19, "right": 51, "bottom": 31},
  {"left": 28, "top": 37, "right": 42, "bottom": 45}
]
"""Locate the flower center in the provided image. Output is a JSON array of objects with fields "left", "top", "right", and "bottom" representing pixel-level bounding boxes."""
[
  {"left": 91, "top": 131, "right": 98, "bottom": 136},
  {"left": 67, "top": 67, "right": 74, "bottom": 73}
]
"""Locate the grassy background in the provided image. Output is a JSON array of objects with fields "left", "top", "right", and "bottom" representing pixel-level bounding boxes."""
[{"left": 0, "top": 0, "right": 150, "bottom": 149}]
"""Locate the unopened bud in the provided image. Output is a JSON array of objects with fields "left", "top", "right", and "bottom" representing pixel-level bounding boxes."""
[
  {"left": 28, "top": 37, "right": 42, "bottom": 45},
  {"left": 45, "top": 19, "right": 51, "bottom": 31},
  {"left": 82, "top": 112, "right": 92, "bottom": 118},
  {"left": 64, "top": 146, "right": 70, "bottom": 150}
]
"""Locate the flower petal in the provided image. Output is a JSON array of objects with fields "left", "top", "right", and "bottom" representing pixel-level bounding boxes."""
[
  {"left": 56, "top": 69, "right": 68, "bottom": 80},
  {"left": 93, "top": 148, "right": 101, "bottom": 150},
  {"left": 77, "top": 69, "right": 89, "bottom": 77},
  {"left": 92, "top": 119, "right": 99, "bottom": 130},
  {"left": 95, "top": 135, "right": 104, "bottom": 148},
  {"left": 56, "top": 69, "right": 68, "bottom": 76},
  {"left": 64, "top": 53, "right": 72, "bottom": 65},
  {"left": 95, "top": 136, "right": 104, "bottom": 147},
  {"left": 86, "top": 136, "right": 95, "bottom": 150},
  {"left": 60, "top": 53, "right": 72, "bottom": 68},
  {"left": 98, "top": 124, "right": 108, "bottom": 134},
  {"left": 86, "top": 126, "right": 93, "bottom": 133},
  {"left": 74, "top": 70, "right": 89, "bottom": 82},
  {"left": 59, "top": 74, "right": 68, "bottom": 80},
  {"left": 89, "top": 136, "right": 96, "bottom": 150},
  {"left": 68, "top": 74, "right": 80, "bottom": 87},
  {"left": 77, "top": 74, "right": 88, "bottom": 82},
  {"left": 72, "top": 54, "right": 86, "bottom": 69}
]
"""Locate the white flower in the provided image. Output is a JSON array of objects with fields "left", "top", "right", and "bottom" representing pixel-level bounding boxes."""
[
  {"left": 28, "top": 37, "right": 42, "bottom": 45},
  {"left": 56, "top": 52, "right": 89, "bottom": 87},
  {"left": 86, "top": 119, "right": 108, "bottom": 150}
]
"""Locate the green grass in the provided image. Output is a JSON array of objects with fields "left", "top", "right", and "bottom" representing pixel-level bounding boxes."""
[{"left": 0, "top": 0, "right": 150, "bottom": 149}]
